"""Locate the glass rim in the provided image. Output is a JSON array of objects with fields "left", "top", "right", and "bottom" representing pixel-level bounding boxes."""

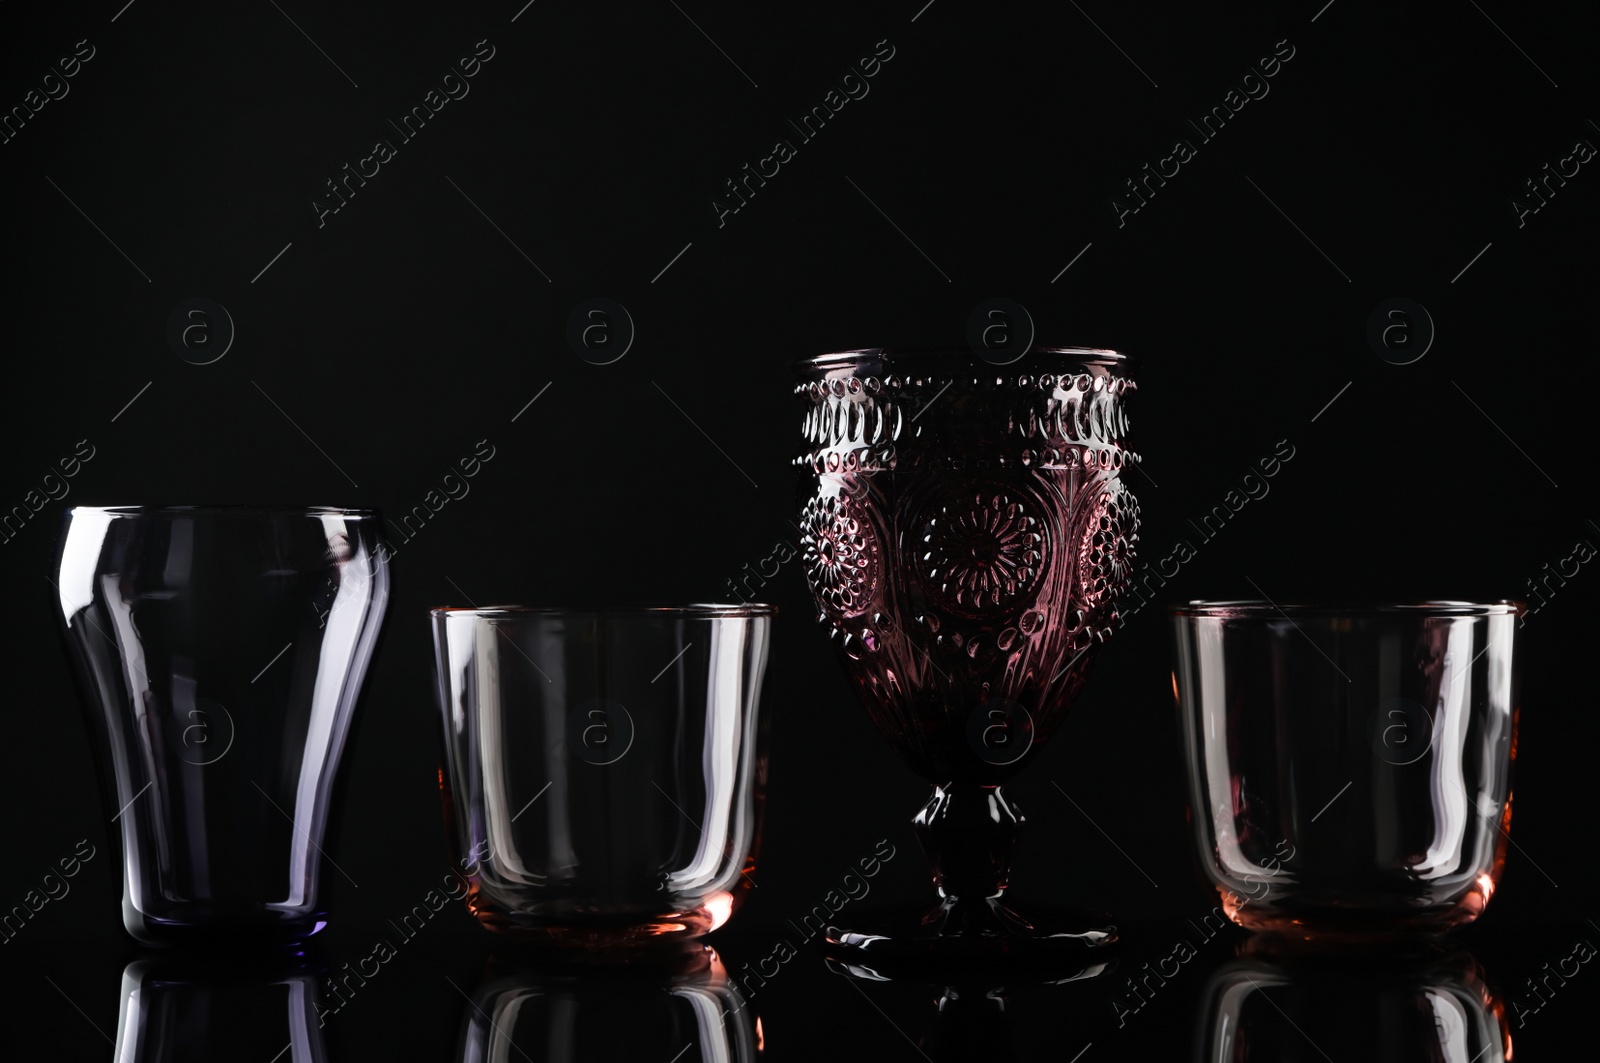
[
  {"left": 432, "top": 603, "right": 779, "bottom": 619},
  {"left": 65, "top": 505, "right": 379, "bottom": 517},
  {"left": 1169, "top": 599, "right": 1527, "bottom": 618},
  {"left": 794, "top": 345, "right": 1131, "bottom": 376}
]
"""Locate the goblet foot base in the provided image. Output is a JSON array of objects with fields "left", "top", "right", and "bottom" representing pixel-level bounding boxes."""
[{"left": 824, "top": 896, "right": 1116, "bottom": 977}]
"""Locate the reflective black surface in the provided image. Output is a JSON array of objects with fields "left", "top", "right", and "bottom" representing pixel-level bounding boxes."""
[
  {"left": 455, "top": 946, "right": 758, "bottom": 1063},
  {"left": 111, "top": 953, "right": 329, "bottom": 1062},
  {"left": 10, "top": 918, "right": 1586, "bottom": 1061},
  {"left": 1193, "top": 938, "right": 1510, "bottom": 1062}
]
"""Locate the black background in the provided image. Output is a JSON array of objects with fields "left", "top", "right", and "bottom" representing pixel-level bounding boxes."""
[{"left": 2, "top": 1, "right": 1596, "bottom": 1058}]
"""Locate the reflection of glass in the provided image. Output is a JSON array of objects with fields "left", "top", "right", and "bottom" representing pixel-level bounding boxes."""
[
  {"left": 1172, "top": 602, "right": 1522, "bottom": 937},
  {"left": 1194, "top": 940, "right": 1510, "bottom": 1062},
  {"left": 112, "top": 955, "right": 328, "bottom": 1062},
  {"left": 431, "top": 605, "right": 774, "bottom": 944},
  {"left": 455, "top": 946, "right": 758, "bottom": 1063},
  {"left": 794, "top": 348, "right": 1141, "bottom": 962},
  {"left": 827, "top": 955, "right": 1109, "bottom": 1063},
  {"left": 55, "top": 506, "right": 390, "bottom": 944}
]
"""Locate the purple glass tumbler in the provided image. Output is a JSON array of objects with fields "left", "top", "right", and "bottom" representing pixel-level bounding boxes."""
[{"left": 54, "top": 506, "right": 389, "bottom": 945}]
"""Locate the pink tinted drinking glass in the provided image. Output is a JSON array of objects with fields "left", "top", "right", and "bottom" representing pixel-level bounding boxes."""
[
  {"left": 432, "top": 605, "right": 774, "bottom": 946},
  {"left": 1172, "top": 601, "right": 1523, "bottom": 938}
]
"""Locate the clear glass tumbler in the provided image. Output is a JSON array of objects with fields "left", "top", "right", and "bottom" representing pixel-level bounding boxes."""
[
  {"left": 1171, "top": 601, "right": 1522, "bottom": 937},
  {"left": 54, "top": 506, "right": 390, "bottom": 944},
  {"left": 432, "top": 605, "right": 774, "bottom": 945}
]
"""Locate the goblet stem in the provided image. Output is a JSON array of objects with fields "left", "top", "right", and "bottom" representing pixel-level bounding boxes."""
[
  {"left": 913, "top": 783, "right": 1022, "bottom": 904},
  {"left": 823, "top": 779, "right": 1114, "bottom": 965}
]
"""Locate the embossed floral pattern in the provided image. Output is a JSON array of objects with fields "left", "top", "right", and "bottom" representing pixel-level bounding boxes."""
[
  {"left": 801, "top": 492, "right": 879, "bottom": 618},
  {"left": 1076, "top": 478, "right": 1138, "bottom": 610},
  {"left": 917, "top": 487, "right": 1045, "bottom": 614}
]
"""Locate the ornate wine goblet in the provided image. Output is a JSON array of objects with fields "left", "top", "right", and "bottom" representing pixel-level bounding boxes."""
[{"left": 793, "top": 347, "right": 1141, "bottom": 965}]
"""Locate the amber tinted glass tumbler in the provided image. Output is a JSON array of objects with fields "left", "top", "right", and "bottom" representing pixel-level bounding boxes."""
[
  {"left": 1172, "top": 601, "right": 1523, "bottom": 938},
  {"left": 432, "top": 605, "right": 774, "bottom": 946},
  {"left": 794, "top": 347, "right": 1141, "bottom": 964}
]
